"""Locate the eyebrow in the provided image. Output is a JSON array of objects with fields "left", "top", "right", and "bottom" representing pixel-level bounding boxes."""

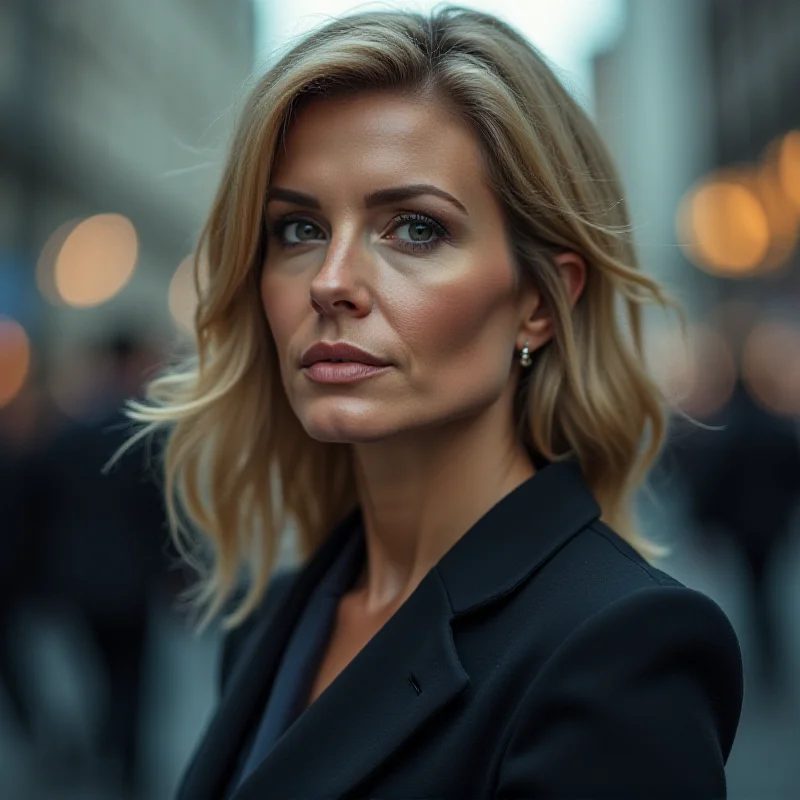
[{"left": 266, "top": 184, "right": 469, "bottom": 216}]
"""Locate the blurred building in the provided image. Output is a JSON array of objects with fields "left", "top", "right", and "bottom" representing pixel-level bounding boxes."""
[
  {"left": 708, "top": 0, "right": 800, "bottom": 168},
  {"left": 0, "top": 0, "right": 255, "bottom": 362},
  {"left": 705, "top": 0, "right": 800, "bottom": 300},
  {"left": 593, "top": 0, "right": 800, "bottom": 315},
  {"left": 591, "top": 0, "right": 715, "bottom": 314}
]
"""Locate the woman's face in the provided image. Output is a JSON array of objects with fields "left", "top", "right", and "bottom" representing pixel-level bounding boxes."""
[{"left": 261, "top": 90, "right": 535, "bottom": 443}]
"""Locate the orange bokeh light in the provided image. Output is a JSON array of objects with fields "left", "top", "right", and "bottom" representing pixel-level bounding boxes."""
[
  {"left": 0, "top": 317, "right": 32, "bottom": 408},
  {"left": 677, "top": 175, "right": 770, "bottom": 276},
  {"left": 778, "top": 130, "right": 800, "bottom": 211},
  {"left": 55, "top": 213, "right": 138, "bottom": 307},
  {"left": 36, "top": 219, "right": 79, "bottom": 305},
  {"left": 750, "top": 160, "right": 798, "bottom": 272}
]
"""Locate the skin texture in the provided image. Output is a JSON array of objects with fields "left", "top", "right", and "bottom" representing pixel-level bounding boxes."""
[{"left": 261, "top": 91, "right": 585, "bottom": 626}]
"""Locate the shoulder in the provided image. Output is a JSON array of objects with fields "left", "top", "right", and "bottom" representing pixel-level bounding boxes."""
[
  {"left": 515, "top": 518, "right": 741, "bottom": 686},
  {"left": 494, "top": 523, "right": 743, "bottom": 798},
  {"left": 500, "top": 516, "right": 742, "bottom": 698},
  {"left": 516, "top": 519, "right": 691, "bottom": 636},
  {"left": 562, "top": 519, "right": 684, "bottom": 589}
]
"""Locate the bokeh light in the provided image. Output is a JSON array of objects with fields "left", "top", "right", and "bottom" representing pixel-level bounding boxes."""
[
  {"left": 778, "top": 130, "right": 800, "bottom": 212},
  {"left": 749, "top": 158, "right": 798, "bottom": 272},
  {"left": 742, "top": 321, "right": 800, "bottom": 416},
  {"left": 36, "top": 219, "right": 79, "bottom": 306},
  {"left": 168, "top": 255, "right": 197, "bottom": 335},
  {"left": 649, "top": 321, "right": 736, "bottom": 418},
  {"left": 168, "top": 252, "right": 209, "bottom": 336},
  {"left": 677, "top": 173, "right": 771, "bottom": 276},
  {"left": 647, "top": 321, "right": 694, "bottom": 405},
  {"left": 54, "top": 213, "right": 139, "bottom": 307},
  {"left": 47, "top": 351, "right": 107, "bottom": 420},
  {"left": 0, "top": 316, "right": 32, "bottom": 408}
]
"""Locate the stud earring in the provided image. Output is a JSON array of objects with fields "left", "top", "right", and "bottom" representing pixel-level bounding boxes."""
[{"left": 519, "top": 342, "right": 532, "bottom": 368}]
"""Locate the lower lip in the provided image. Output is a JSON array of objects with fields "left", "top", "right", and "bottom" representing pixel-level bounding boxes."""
[{"left": 304, "top": 361, "right": 391, "bottom": 383}]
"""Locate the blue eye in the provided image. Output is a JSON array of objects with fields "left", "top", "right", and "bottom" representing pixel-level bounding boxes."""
[
  {"left": 276, "top": 220, "right": 325, "bottom": 244},
  {"left": 389, "top": 213, "right": 450, "bottom": 252}
]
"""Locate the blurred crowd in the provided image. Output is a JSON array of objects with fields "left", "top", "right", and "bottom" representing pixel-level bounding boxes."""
[
  {"left": 654, "top": 305, "right": 800, "bottom": 694},
  {"left": 0, "top": 330, "right": 184, "bottom": 799}
]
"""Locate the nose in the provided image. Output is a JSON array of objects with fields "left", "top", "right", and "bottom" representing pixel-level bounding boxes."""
[{"left": 309, "top": 237, "right": 371, "bottom": 318}]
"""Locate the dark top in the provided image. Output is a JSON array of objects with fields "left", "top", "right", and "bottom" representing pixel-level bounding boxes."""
[
  {"left": 24, "top": 408, "right": 169, "bottom": 617},
  {"left": 179, "top": 460, "right": 744, "bottom": 800},
  {"left": 227, "top": 525, "right": 365, "bottom": 795}
]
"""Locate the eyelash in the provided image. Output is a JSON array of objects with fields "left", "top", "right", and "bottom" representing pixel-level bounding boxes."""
[{"left": 267, "top": 212, "right": 451, "bottom": 253}]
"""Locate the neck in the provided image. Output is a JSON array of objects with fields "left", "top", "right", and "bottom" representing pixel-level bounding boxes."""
[{"left": 349, "top": 396, "right": 534, "bottom": 615}]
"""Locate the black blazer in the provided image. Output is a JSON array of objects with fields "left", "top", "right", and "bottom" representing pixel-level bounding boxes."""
[{"left": 178, "top": 461, "right": 743, "bottom": 799}]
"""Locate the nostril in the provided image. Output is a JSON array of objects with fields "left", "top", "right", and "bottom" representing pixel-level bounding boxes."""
[{"left": 309, "top": 294, "right": 366, "bottom": 315}]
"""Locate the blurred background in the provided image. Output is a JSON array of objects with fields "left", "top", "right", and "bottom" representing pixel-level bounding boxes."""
[{"left": 0, "top": 0, "right": 798, "bottom": 797}]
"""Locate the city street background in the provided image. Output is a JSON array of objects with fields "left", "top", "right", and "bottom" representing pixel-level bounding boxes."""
[{"left": 1, "top": 1, "right": 799, "bottom": 797}]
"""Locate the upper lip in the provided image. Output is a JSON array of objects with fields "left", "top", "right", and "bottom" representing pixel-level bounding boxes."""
[{"left": 300, "top": 342, "right": 391, "bottom": 367}]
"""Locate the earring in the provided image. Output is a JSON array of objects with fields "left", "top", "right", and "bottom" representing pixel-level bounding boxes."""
[{"left": 519, "top": 341, "right": 532, "bottom": 368}]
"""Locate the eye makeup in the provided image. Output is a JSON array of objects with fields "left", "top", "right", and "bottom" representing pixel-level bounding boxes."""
[{"left": 266, "top": 210, "right": 453, "bottom": 254}]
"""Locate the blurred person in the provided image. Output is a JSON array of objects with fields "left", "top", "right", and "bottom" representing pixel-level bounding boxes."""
[
  {"left": 27, "top": 329, "right": 170, "bottom": 798},
  {"left": 0, "top": 439, "right": 35, "bottom": 743},
  {"left": 130, "top": 7, "right": 743, "bottom": 800},
  {"left": 0, "top": 381, "right": 56, "bottom": 748},
  {"left": 672, "top": 378, "right": 800, "bottom": 695}
]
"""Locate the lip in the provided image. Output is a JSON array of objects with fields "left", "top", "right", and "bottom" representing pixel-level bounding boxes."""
[
  {"left": 304, "top": 362, "right": 391, "bottom": 384},
  {"left": 300, "top": 342, "right": 391, "bottom": 368}
]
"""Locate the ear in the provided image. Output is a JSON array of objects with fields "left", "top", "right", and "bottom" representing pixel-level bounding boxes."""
[{"left": 515, "top": 251, "right": 587, "bottom": 352}]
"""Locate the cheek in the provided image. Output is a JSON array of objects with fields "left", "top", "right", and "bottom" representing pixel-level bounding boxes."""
[{"left": 389, "top": 256, "right": 518, "bottom": 366}]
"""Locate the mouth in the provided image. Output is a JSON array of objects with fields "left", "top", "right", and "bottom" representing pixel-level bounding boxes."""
[
  {"left": 302, "top": 360, "right": 392, "bottom": 384},
  {"left": 300, "top": 341, "right": 391, "bottom": 368}
]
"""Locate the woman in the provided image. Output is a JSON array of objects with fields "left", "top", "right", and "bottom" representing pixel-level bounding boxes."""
[{"left": 131, "top": 7, "right": 743, "bottom": 799}]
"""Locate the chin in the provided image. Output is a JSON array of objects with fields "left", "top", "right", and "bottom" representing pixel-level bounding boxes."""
[
  {"left": 302, "top": 420, "right": 393, "bottom": 444},
  {"left": 299, "top": 402, "right": 397, "bottom": 444}
]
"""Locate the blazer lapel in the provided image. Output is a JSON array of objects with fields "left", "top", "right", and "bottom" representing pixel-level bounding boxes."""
[
  {"left": 233, "top": 566, "right": 469, "bottom": 800},
  {"left": 177, "top": 510, "right": 362, "bottom": 800}
]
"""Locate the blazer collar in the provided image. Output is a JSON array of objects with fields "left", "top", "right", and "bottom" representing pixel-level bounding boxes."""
[
  {"left": 180, "top": 459, "right": 600, "bottom": 800},
  {"left": 438, "top": 459, "right": 601, "bottom": 614}
]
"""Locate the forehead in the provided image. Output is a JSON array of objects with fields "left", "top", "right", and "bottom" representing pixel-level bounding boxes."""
[{"left": 270, "top": 91, "right": 488, "bottom": 196}]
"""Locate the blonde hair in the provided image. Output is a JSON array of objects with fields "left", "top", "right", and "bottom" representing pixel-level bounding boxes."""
[{"left": 129, "top": 5, "right": 677, "bottom": 629}]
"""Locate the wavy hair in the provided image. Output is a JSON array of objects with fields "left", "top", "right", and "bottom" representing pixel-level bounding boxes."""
[{"left": 129, "top": 5, "right": 678, "bottom": 629}]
